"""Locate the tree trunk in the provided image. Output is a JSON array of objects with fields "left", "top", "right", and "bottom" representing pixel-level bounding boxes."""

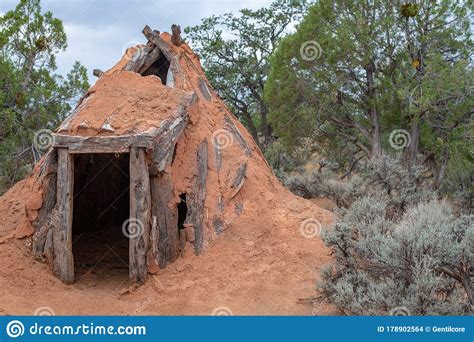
[
  {"left": 406, "top": 118, "right": 420, "bottom": 180},
  {"left": 365, "top": 62, "right": 382, "bottom": 158}
]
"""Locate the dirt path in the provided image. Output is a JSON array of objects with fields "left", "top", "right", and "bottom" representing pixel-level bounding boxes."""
[{"left": 0, "top": 216, "right": 337, "bottom": 316}]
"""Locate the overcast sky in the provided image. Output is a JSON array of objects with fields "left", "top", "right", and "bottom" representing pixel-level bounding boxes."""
[{"left": 0, "top": 0, "right": 273, "bottom": 81}]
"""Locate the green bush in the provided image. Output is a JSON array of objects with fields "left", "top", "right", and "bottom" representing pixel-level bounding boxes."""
[{"left": 319, "top": 198, "right": 473, "bottom": 315}]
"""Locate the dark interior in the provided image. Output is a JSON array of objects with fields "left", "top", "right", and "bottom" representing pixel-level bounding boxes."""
[
  {"left": 141, "top": 53, "right": 170, "bottom": 85},
  {"left": 72, "top": 153, "right": 130, "bottom": 282},
  {"left": 177, "top": 193, "right": 187, "bottom": 230}
]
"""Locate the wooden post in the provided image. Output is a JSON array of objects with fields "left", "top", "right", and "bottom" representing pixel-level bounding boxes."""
[
  {"left": 129, "top": 147, "right": 151, "bottom": 283},
  {"left": 150, "top": 172, "right": 179, "bottom": 269},
  {"left": 53, "top": 148, "right": 74, "bottom": 283},
  {"left": 185, "top": 140, "right": 208, "bottom": 255}
]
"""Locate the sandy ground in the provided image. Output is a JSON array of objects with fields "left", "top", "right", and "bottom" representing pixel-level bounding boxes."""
[{"left": 0, "top": 204, "right": 337, "bottom": 316}]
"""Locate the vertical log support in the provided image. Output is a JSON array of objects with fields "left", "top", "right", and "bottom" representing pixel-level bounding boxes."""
[
  {"left": 150, "top": 173, "right": 179, "bottom": 268},
  {"left": 32, "top": 151, "right": 58, "bottom": 259},
  {"left": 185, "top": 140, "right": 208, "bottom": 255},
  {"left": 129, "top": 147, "right": 151, "bottom": 283},
  {"left": 53, "top": 148, "right": 74, "bottom": 284}
]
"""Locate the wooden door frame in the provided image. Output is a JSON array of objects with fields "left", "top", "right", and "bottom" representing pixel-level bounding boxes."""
[{"left": 53, "top": 145, "right": 150, "bottom": 284}]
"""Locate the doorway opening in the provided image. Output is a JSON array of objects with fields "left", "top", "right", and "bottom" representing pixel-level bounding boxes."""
[{"left": 72, "top": 153, "right": 130, "bottom": 284}]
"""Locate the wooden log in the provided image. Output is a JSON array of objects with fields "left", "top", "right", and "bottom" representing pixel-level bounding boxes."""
[
  {"left": 230, "top": 162, "right": 247, "bottom": 199},
  {"left": 124, "top": 43, "right": 162, "bottom": 75},
  {"left": 185, "top": 140, "right": 208, "bottom": 255},
  {"left": 142, "top": 25, "right": 183, "bottom": 84},
  {"left": 224, "top": 115, "right": 252, "bottom": 156},
  {"left": 53, "top": 134, "right": 154, "bottom": 152},
  {"left": 32, "top": 152, "right": 57, "bottom": 258},
  {"left": 150, "top": 172, "right": 179, "bottom": 268},
  {"left": 214, "top": 138, "right": 222, "bottom": 171},
  {"left": 198, "top": 77, "right": 212, "bottom": 101},
  {"left": 171, "top": 24, "right": 183, "bottom": 46},
  {"left": 53, "top": 148, "right": 74, "bottom": 284},
  {"left": 152, "top": 116, "right": 189, "bottom": 171},
  {"left": 129, "top": 147, "right": 151, "bottom": 283},
  {"left": 151, "top": 91, "right": 195, "bottom": 171},
  {"left": 93, "top": 69, "right": 104, "bottom": 78}
]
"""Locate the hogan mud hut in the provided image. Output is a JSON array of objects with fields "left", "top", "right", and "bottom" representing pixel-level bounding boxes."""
[{"left": 0, "top": 25, "right": 331, "bottom": 285}]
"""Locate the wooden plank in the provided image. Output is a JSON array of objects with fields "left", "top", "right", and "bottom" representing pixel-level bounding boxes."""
[
  {"left": 224, "top": 115, "right": 253, "bottom": 156},
  {"left": 150, "top": 91, "right": 195, "bottom": 171},
  {"left": 53, "top": 134, "right": 154, "bottom": 152},
  {"left": 150, "top": 172, "right": 179, "bottom": 269},
  {"left": 198, "top": 77, "right": 212, "bottom": 101},
  {"left": 142, "top": 25, "right": 183, "bottom": 85},
  {"left": 129, "top": 147, "right": 151, "bottom": 283},
  {"left": 185, "top": 140, "right": 208, "bottom": 255},
  {"left": 53, "top": 148, "right": 74, "bottom": 284},
  {"left": 230, "top": 162, "right": 247, "bottom": 199},
  {"left": 32, "top": 152, "right": 57, "bottom": 259},
  {"left": 152, "top": 116, "right": 188, "bottom": 171},
  {"left": 124, "top": 44, "right": 162, "bottom": 74}
]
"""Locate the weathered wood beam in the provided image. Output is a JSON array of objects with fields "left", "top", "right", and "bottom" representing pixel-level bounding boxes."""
[
  {"left": 224, "top": 115, "right": 253, "bottom": 156},
  {"left": 129, "top": 147, "right": 151, "bottom": 283},
  {"left": 150, "top": 172, "right": 179, "bottom": 269},
  {"left": 53, "top": 134, "right": 154, "bottom": 153},
  {"left": 171, "top": 24, "right": 183, "bottom": 46},
  {"left": 53, "top": 148, "right": 74, "bottom": 284},
  {"left": 151, "top": 116, "right": 188, "bottom": 172},
  {"left": 198, "top": 77, "right": 212, "bottom": 101},
  {"left": 124, "top": 44, "right": 162, "bottom": 75},
  {"left": 32, "top": 151, "right": 57, "bottom": 259},
  {"left": 151, "top": 91, "right": 196, "bottom": 171},
  {"left": 185, "top": 139, "right": 208, "bottom": 255},
  {"left": 142, "top": 25, "right": 182, "bottom": 83},
  {"left": 230, "top": 162, "right": 247, "bottom": 199},
  {"left": 93, "top": 69, "right": 104, "bottom": 78}
]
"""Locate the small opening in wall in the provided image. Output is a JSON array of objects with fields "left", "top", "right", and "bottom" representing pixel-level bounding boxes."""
[
  {"left": 177, "top": 193, "right": 187, "bottom": 231},
  {"left": 141, "top": 53, "right": 170, "bottom": 85}
]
